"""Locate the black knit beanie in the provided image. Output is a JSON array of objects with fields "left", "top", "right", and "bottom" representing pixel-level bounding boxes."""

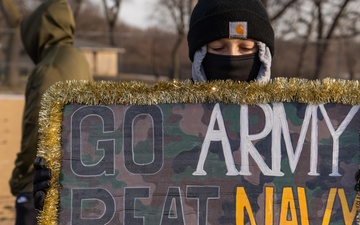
[{"left": 187, "top": 0, "right": 274, "bottom": 61}]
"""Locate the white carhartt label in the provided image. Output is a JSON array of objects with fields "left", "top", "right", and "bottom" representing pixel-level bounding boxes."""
[{"left": 229, "top": 21, "right": 247, "bottom": 39}]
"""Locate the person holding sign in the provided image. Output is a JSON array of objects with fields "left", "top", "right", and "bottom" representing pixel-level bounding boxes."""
[
  {"left": 9, "top": 0, "right": 93, "bottom": 224},
  {"left": 188, "top": 0, "right": 274, "bottom": 82},
  {"left": 32, "top": 0, "right": 275, "bottom": 211}
]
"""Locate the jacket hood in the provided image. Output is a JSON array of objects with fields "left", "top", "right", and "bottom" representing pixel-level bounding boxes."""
[{"left": 20, "top": 0, "right": 75, "bottom": 64}]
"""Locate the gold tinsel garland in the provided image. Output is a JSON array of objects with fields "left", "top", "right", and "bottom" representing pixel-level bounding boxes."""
[{"left": 36, "top": 78, "right": 360, "bottom": 225}]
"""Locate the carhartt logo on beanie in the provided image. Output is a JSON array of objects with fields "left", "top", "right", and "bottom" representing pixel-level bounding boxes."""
[
  {"left": 229, "top": 21, "right": 248, "bottom": 38},
  {"left": 187, "top": 0, "right": 274, "bottom": 61}
]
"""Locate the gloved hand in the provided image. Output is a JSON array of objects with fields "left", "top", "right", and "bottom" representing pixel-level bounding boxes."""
[{"left": 33, "top": 157, "right": 52, "bottom": 210}]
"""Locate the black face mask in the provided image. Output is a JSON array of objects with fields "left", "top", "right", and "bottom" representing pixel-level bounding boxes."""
[{"left": 202, "top": 53, "right": 262, "bottom": 82}]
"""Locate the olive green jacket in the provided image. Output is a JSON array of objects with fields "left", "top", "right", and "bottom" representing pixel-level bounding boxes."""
[{"left": 9, "top": 0, "right": 93, "bottom": 196}]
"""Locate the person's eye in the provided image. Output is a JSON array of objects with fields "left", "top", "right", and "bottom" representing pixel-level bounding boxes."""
[
  {"left": 240, "top": 46, "right": 256, "bottom": 53},
  {"left": 210, "top": 46, "right": 225, "bottom": 51}
]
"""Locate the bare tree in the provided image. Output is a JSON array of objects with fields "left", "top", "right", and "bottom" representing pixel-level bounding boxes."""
[
  {"left": 268, "top": 0, "right": 298, "bottom": 21},
  {"left": 69, "top": 0, "right": 84, "bottom": 20},
  {"left": 0, "top": 0, "right": 22, "bottom": 86},
  {"left": 296, "top": 12, "right": 316, "bottom": 76},
  {"left": 313, "top": 0, "right": 352, "bottom": 77},
  {"left": 157, "top": 0, "right": 193, "bottom": 80},
  {"left": 102, "top": 0, "right": 122, "bottom": 46},
  {"left": 268, "top": 0, "right": 360, "bottom": 79}
]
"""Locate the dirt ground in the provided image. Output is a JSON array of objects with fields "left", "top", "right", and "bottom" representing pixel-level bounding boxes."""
[{"left": 0, "top": 91, "right": 25, "bottom": 224}]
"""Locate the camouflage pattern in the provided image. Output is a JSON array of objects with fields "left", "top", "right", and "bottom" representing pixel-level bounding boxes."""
[{"left": 58, "top": 102, "right": 359, "bottom": 224}]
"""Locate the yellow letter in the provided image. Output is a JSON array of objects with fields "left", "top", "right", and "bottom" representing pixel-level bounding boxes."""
[
  {"left": 279, "top": 187, "right": 298, "bottom": 225},
  {"left": 265, "top": 187, "right": 274, "bottom": 225},
  {"left": 338, "top": 188, "right": 356, "bottom": 225},
  {"left": 322, "top": 188, "right": 337, "bottom": 225},
  {"left": 236, "top": 187, "right": 256, "bottom": 225},
  {"left": 297, "top": 187, "right": 309, "bottom": 225}
]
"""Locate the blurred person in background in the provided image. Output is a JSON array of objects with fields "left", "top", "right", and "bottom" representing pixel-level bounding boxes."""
[{"left": 9, "top": 0, "right": 93, "bottom": 224}]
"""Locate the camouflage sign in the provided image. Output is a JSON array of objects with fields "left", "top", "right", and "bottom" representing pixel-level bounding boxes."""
[{"left": 37, "top": 79, "right": 360, "bottom": 225}]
